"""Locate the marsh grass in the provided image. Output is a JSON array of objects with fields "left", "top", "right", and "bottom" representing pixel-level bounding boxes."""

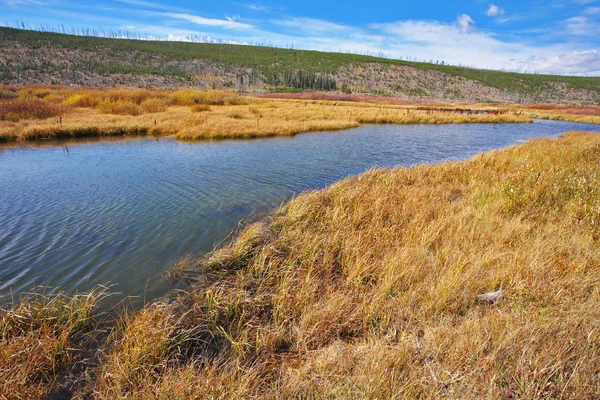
[
  {"left": 144, "top": 130, "right": 598, "bottom": 399},
  {"left": 0, "top": 287, "right": 110, "bottom": 399},
  {"left": 0, "top": 97, "right": 65, "bottom": 121},
  {"left": 1, "top": 86, "right": 534, "bottom": 142}
]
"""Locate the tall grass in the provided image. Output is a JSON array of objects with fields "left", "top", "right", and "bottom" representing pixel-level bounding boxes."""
[
  {"left": 0, "top": 98, "right": 65, "bottom": 121},
  {"left": 97, "top": 131, "right": 600, "bottom": 398},
  {"left": 0, "top": 288, "right": 109, "bottom": 398}
]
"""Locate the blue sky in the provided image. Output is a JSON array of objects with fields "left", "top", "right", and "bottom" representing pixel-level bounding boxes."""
[{"left": 2, "top": 0, "right": 600, "bottom": 75}]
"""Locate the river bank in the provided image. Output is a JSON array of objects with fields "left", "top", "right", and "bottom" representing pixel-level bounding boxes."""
[
  {"left": 1, "top": 87, "right": 534, "bottom": 143},
  {"left": 2, "top": 130, "right": 599, "bottom": 398}
]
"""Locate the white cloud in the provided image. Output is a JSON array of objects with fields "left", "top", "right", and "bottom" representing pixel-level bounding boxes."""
[
  {"left": 116, "top": 0, "right": 174, "bottom": 11},
  {"left": 272, "top": 17, "right": 353, "bottom": 33},
  {"left": 244, "top": 3, "right": 269, "bottom": 12},
  {"left": 565, "top": 16, "right": 600, "bottom": 35},
  {"left": 519, "top": 50, "right": 600, "bottom": 74},
  {"left": 162, "top": 12, "right": 254, "bottom": 30},
  {"left": 456, "top": 14, "right": 475, "bottom": 33},
  {"left": 486, "top": 4, "right": 505, "bottom": 17},
  {"left": 584, "top": 6, "right": 600, "bottom": 14}
]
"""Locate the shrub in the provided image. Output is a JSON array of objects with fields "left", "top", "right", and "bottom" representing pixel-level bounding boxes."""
[
  {"left": 171, "top": 90, "right": 246, "bottom": 106},
  {"left": 97, "top": 99, "right": 141, "bottom": 116},
  {"left": 62, "top": 93, "right": 103, "bottom": 108},
  {"left": 0, "top": 90, "right": 17, "bottom": 99},
  {"left": 140, "top": 98, "right": 168, "bottom": 113},
  {"left": 0, "top": 98, "right": 64, "bottom": 121}
]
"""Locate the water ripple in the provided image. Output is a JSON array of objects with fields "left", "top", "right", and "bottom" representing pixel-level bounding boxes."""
[{"left": 0, "top": 119, "right": 598, "bottom": 306}]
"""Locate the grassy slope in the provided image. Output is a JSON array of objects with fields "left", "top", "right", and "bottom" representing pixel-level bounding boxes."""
[
  {"left": 2, "top": 26, "right": 600, "bottom": 97},
  {"left": 2, "top": 131, "right": 599, "bottom": 398}
]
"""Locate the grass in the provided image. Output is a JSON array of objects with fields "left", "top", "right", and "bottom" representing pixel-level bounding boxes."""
[
  {"left": 2, "top": 131, "right": 600, "bottom": 398},
  {"left": 0, "top": 287, "right": 110, "bottom": 398},
  {"left": 0, "top": 97, "right": 65, "bottom": 121},
  {"left": 0, "top": 86, "right": 534, "bottom": 142}
]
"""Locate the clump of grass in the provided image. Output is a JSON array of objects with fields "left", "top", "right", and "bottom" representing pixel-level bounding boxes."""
[
  {"left": 0, "top": 125, "right": 17, "bottom": 141},
  {"left": 91, "top": 302, "right": 202, "bottom": 397},
  {"left": 97, "top": 99, "right": 141, "bottom": 116},
  {"left": 140, "top": 97, "right": 169, "bottom": 113},
  {"left": 0, "top": 288, "right": 109, "bottom": 399},
  {"left": 62, "top": 93, "right": 100, "bottom": 108},
  {"left": 0, "top": 89, "right": 18, "bottom": 99},
  {"left": 190, "top": 104, "right": 211, "bottom": 112},
  {"left": 0, "top": 98, "right": 65, "bottom": 121}
]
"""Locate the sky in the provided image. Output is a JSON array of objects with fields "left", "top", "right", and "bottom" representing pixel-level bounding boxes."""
[{"left": 2, "top": 0, "right": 600, "bottom": 75}]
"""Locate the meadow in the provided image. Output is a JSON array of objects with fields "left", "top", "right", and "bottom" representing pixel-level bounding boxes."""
[
  {"left": 2, "top": 130, "right": 600, "bottom": 398},
  {"left": 0, "top": 86, "right": 540, "bottom": 143}
]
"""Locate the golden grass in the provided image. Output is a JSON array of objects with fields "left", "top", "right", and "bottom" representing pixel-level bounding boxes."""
[
  {"left": 0, "top": 288, "right": 109, "bottom": 399},
  {"left": 133, "top": 130, "right": 597, "bottom": 399},
  {"left": 510, "top": 104, "right": 600, "bottom": 124},
  {"left": 0, "top": 86, "right": 533, "bottom": 142},
  {"left": 4, "top": 131, "right": 599, "bottom": 398},
  {"left": 526, "top": 112, "right": 600, "bottom": 125}
]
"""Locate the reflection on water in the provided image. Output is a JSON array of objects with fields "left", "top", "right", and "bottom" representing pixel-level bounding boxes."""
[{"left": 0, "top": 120, "right": 598, "bottom": 306}]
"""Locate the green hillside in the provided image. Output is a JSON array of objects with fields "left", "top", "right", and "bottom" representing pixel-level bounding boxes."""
[{"left": 1, "top": 26, "right": 600, "bottom": 103}]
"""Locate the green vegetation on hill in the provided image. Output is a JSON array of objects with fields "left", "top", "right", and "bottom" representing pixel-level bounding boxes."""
[{"left": 1, "top": 26, "right": 600, "bottom": 103}]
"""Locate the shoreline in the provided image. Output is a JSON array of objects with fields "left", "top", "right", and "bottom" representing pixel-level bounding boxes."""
[
  {"left": 3, "top": 131, "right": 600, "bottom": 398},
  {"left": 1, "top": 87, "right": 539, "bottom": 144}
]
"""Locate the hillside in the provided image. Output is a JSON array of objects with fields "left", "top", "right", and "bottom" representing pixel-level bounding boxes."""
[{"left": 2, "top": 27, "right": 600, "bottom": 105}]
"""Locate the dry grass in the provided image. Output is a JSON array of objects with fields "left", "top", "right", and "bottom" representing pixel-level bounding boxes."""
[
  {"left": 76, "top": 130, "right": 600, "bottom": 399},
  {"left": 0, "top": 86, "right": 533, "bottom": 142},
  {"left": 125, "top": 130, "right": 597, "bottom": 399},
  {"left": 517, "top": 104, "right": 600, "bottom": 124},
  {"left": 0, "top": 288, "right": 109, "bottom": 399},
  {"left": 529, "top": 112, "right": 600, "bottom": 124},
  {"left": 0, "top": 98, "right": 65, "bottom": 122},
  {"left": 3, "top": 131, "right": 597, "bottom": 398}
]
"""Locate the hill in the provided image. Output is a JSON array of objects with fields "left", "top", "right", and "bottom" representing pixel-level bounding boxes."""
[{"left": 1, "top": 26, "right": 600, "bottom": 104}]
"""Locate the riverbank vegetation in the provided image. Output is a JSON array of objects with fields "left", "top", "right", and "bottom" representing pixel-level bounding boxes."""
[
  {"left": 519, "top": 104, "right": 600, "bottom": 124},
  {"left": 2, "top": 131, "right": 599, "bottom": 398},
  {"left": 0, "top": 86, "right": 537, "bottom": 142}
]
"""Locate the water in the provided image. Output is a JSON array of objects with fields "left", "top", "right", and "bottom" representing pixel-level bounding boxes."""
[{"left": 1, "top": 120, "right": 598, "bottom": 305}]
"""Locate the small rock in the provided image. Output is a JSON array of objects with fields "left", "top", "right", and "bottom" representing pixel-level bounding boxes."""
[{"left": 476, "top": 289, "right": 504, "bottom": 303}]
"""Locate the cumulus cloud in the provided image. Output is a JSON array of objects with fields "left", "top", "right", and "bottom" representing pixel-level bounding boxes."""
[
  {"left": 456, "top": 14, "right": 475, "bottom": 33},
  {"left": 486, "top": 4, "right": 505, "bottom": 17},
  {"left": 518, "top": 50, "right": 600, "bottom": 74}
]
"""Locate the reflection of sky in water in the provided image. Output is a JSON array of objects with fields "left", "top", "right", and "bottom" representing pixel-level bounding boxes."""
[{"left": 0, "top": 119, "right": 598, "bottom": 306}]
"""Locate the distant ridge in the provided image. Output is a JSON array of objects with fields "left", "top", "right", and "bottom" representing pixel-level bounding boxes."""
[{"left": 1, "top": 27, "right": 599, "bottom": 105}]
